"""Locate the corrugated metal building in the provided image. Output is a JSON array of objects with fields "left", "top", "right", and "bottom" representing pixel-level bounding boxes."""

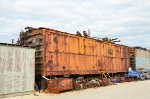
[{"left": 0, "top": 43, "right": 35, "bottom": 98}]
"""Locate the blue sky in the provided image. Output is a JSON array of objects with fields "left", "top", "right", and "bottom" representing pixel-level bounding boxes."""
[{"left": 0, "top": 0, "right": 150, "bottom": 48}]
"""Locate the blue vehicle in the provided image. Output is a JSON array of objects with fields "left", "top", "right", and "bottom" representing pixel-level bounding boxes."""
[{"left": 124, "top": 68, "right": 141, "bottom": 79}]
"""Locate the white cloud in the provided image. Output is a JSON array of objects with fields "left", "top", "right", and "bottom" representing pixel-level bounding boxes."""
[{"left": 0, "top": 0, "right": 149, "bottom": 48}]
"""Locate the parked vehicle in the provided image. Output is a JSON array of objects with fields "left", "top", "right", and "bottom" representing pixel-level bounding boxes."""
[{"left": 137, "top": 69, "right": 150, "bottom": 79}]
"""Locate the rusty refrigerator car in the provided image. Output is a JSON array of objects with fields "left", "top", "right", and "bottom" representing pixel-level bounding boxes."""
[
  {"left": 0, "top": 43, "right": 35, "bottom": 98},
  {"left": 19, "top": 27, "right": 130, "bottom": 93}
]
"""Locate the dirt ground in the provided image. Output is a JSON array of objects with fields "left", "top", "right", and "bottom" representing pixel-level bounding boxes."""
[{"left": 3, "top": 80, "right": 150, "bottom": 99}]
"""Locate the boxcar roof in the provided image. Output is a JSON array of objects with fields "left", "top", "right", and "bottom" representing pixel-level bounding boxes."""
[{"left": 25, "top": 27, "right": 129, "bottom": 48}]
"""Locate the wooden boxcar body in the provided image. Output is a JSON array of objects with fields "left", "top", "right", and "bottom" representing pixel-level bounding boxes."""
[{"left": 20, "top": 27, "right": 130, "bottom": 77}]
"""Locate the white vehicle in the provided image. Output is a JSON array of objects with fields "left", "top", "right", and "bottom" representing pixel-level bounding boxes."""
[{"left": 140, "top": 71, "right": 150, "bottom": 79}]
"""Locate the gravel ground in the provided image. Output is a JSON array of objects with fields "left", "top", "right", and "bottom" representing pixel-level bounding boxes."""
[{"left": 3, "top": 80, "right": 150, "bottom": 99}]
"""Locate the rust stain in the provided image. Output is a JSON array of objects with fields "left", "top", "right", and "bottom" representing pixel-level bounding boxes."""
[{"left": 46, "top": 78, "right": 73, "bottom": 94}]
